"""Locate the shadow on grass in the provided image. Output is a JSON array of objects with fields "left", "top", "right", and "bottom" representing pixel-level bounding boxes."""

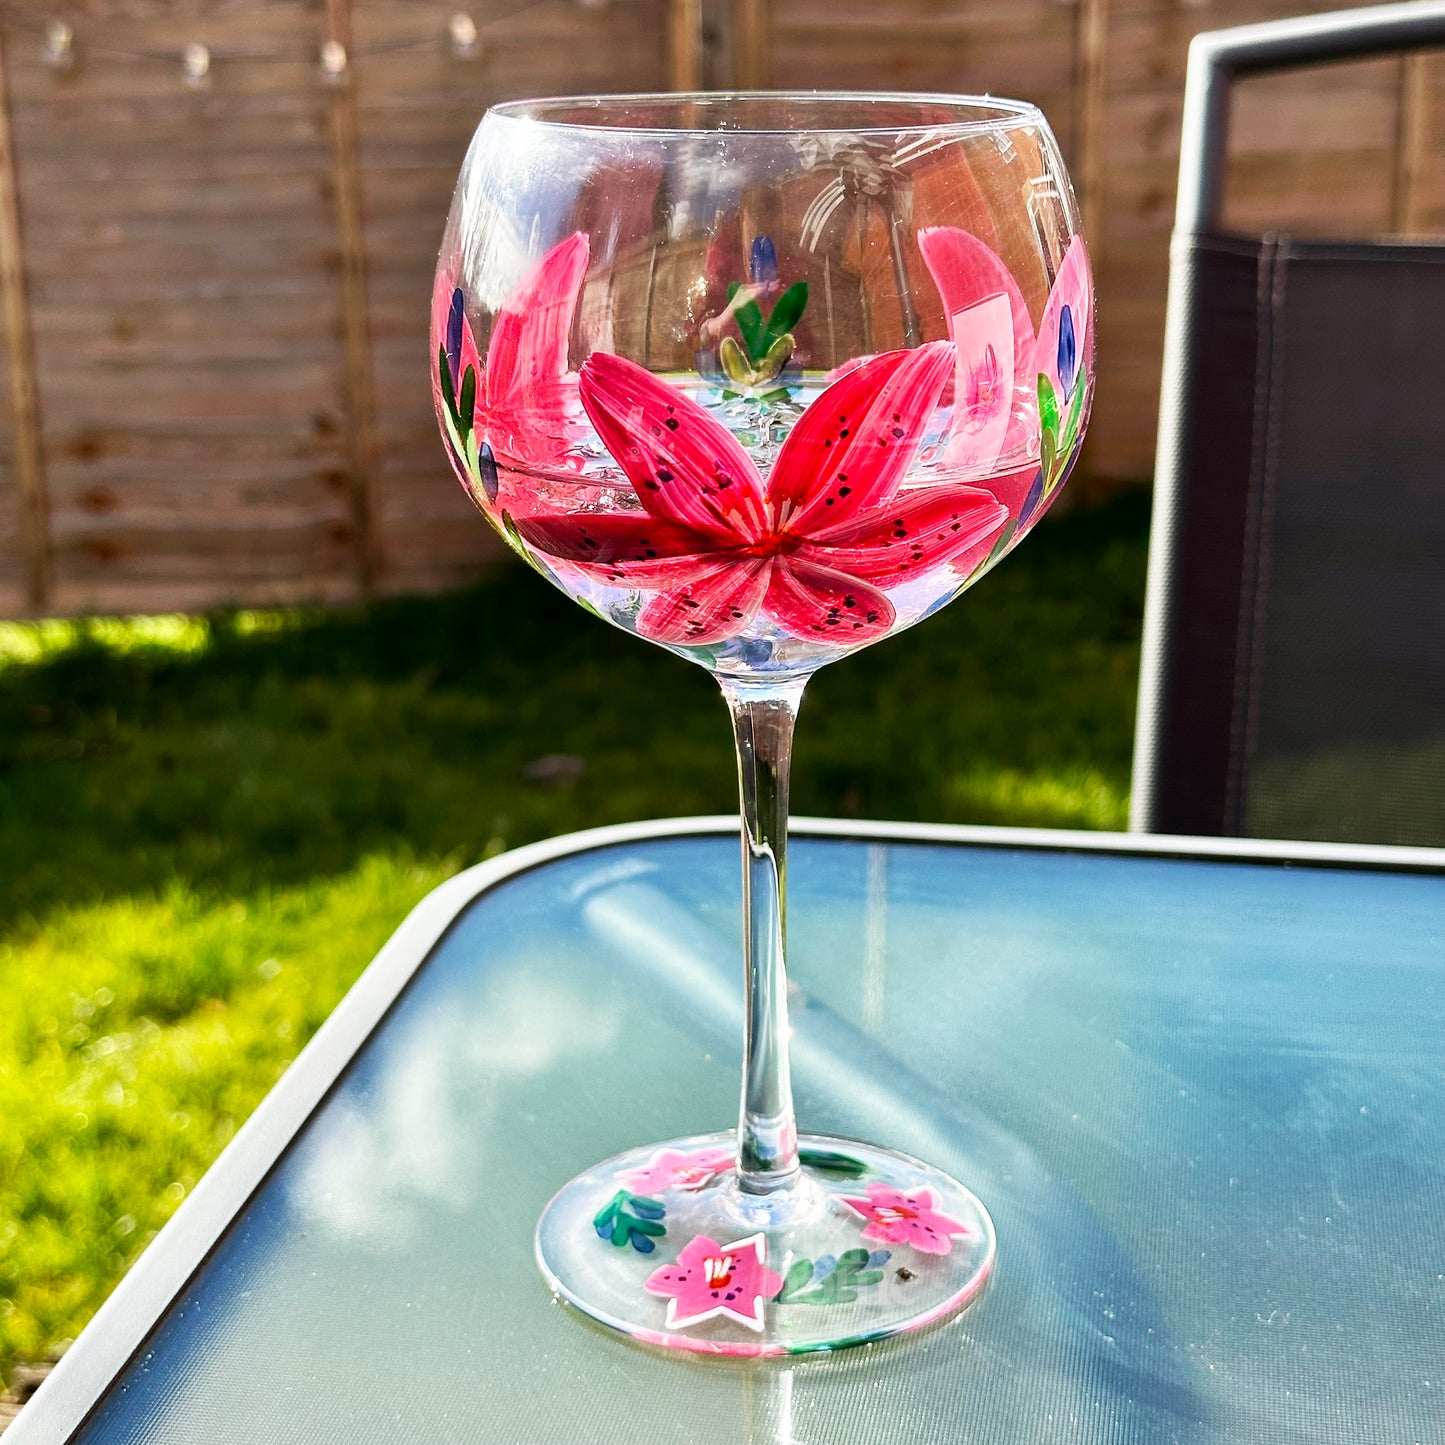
[{"left": 0, "top": 492, "right": 1149, "bottom": 929}]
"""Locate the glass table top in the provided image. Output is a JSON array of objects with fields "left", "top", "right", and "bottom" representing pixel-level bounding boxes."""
[{"left": 55, "top": 832, "right": 1445, "bottom": 1443}]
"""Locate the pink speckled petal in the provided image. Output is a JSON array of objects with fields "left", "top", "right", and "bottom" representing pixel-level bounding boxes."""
[
  {"left": 770, "top": 343, "right": 953, "bottom": 535},
  {"left": 636, "top": 556, "right": 771, "bottom": 645},
  {"left": 764, "top": 557, "right": 894, "bottom": 643},
  {"left": 483, "top": 232, "right": 590, "bottom": 412},
  {"left": 798, "top": 485, "right": 1007, "bottom": 584},
  {"left": 579, "top": 353, "right": 768, "bottom": 543},
  {"left": 509, "top": 511, "right": 725, "bottom": 587}
]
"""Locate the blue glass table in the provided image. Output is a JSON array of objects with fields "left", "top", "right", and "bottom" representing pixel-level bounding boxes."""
[{"left": 12, "top": 820, "right": 1445, "bottom": 1443}]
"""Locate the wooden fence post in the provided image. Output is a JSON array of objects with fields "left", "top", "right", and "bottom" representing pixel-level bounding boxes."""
[
  {"left": 0, "top": 25, "right": 49, "bottom": 612},
  {"left": 1075, "top": 0, "right": 1110, "bottom": 244},
  {"left": 669, "top": 0, "right": 703, "bottom": 90},
  {"left": 734, "top": 0, "right": 769, "bottom": 88},
  {"left": 324, "top": 0, "right": 380, "bottom": 593},
  {"left": 1392, "top": 52, "right": 1429, "bottom": 235}
]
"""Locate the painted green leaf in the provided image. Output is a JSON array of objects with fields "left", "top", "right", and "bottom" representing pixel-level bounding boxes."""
[
  {"left": 775, "top": 1248, "right": 887, "bottom": 1306},
  {"left": 501, "top": 510, "right": 555, "bottom": 581},
  {"left": 592, "top": 1190, "right": 667, "bottom": 1253},
  {"left": 720, "top": 336, "right": 754, "bottom": 388},
  {"left": 1038, "top": 373, "right": 1060, "bottom": 439},
  {"left": 1041, "top": 430, "right": 1058, "bottom": 495},
  {"left": 457, "top": 365, "right": 477, "bottom": 440},
  {"left": 1060, "top": 363, "right": 1086, "bottom": 459},
  {"left": 721, "top": 333, "right": 793, "bottom": 393},
  {"left": 765, "top": 281, "right": 808, "bottom": 347},
  {"left": 775, "top": 1258, "right": 815, "bottom": 1302},
  {"left": 987, "top": 518, "right": 1018, "bottom": 566},
  {"left": 757, "top": 332, "right": 794, "bottom": 381},
  {"left": 733, "top": 292, "right": 767, "bottom": 361},
  {"left": 438, "top": 346, "right": 461, "bottom": 432},
  {"left": 499, "top": 510, "right": 526, "bottom": 556},
  {"left": 797, "top": 1148, "right": 868, "bottom": 1178}
]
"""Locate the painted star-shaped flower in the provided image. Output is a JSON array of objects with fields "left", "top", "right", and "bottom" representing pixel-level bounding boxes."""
[
  {"left": 840, "top": 1182, "right": 970, "bottom": 1256},
  {"left": 643, "top": 1232, "right": 784, "bottom": 1333},
  {"left": 618, "top": 1145, "right": 732, "bottom": 1195}
]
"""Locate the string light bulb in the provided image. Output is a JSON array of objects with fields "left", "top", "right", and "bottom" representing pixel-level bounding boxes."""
[
  {"left": 43, "top": 20, "right": 75, "bottom": 71},
  {"left": 319, "top": 38, "right": 348, "bottom": 82},
  {"left": 182, "top": 42, "right": 211, "bottom": 87},
  {"left": 448, "top": 13, "right": 479, "bottom": 57}
]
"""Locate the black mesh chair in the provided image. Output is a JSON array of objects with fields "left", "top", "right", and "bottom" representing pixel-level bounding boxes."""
[{"left": 1130, "top": 1, "right": 1445, "bottom": 846}]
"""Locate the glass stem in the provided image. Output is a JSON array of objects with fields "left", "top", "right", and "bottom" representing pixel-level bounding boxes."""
[{"left": 721, "top": 676, "right": 807, "bottom": 1197}]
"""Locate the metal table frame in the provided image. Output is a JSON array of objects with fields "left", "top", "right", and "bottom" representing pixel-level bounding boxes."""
[{"left": 12, "top": 817, "right": 1445, "bottom": 1444}]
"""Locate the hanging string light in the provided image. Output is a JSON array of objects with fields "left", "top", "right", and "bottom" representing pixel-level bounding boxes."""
[
  {"left": 5, "top": 1, "right": 579, "bottom": 79},
  {"left": 41, "top": 17, "right": 72, "bottom": 69},
  {"left": 319, "top": 38, "right": 348, "bottom": 82},
  {"left": 448, "top": 13, "right": 479, "bottom": 58},
  {"left": 181, "top": 41, "right": 210, "bottom": 88}
]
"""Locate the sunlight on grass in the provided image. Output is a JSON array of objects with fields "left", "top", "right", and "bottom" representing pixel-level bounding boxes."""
[
  {"left": 0, "top": 853, "right": 456, "bottom": 1367},
  {"left": 0, "top": 615, "right": 214, "bottom": 671},
  {"left": 943, "top": 766, "right": 1129, "bottom": 831}
]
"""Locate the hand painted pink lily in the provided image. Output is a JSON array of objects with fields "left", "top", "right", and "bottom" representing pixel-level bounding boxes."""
[
  {"left": 644, "top": 1232, "right": 784, "bottom": 1332},
  {"left": 432, "top": 232, "right": 591, "bottom": 504},
  {"left": 918, "top": 228, "right": 1093, "bottom": 527},
  {"left": 841, "top": 1182, "right": 970, "bottom": 1256},
  {"left": 513, "top": 344, "right": 1008, "bottom": 646},
  {"left": 618, "top": 1146, "right": 733, "bottom": 1195}
]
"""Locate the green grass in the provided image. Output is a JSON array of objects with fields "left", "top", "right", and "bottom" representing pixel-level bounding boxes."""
[{"left": 0, "top": 492, "right": 1148, "bottom": 1379}]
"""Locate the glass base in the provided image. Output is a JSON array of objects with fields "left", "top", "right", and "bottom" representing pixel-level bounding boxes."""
[{"left": 535, "top": 1131, "right": 995, "bottom": 1356}]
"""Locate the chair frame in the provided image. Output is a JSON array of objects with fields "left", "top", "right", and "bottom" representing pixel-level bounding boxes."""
[{"left": 1130, "top": 0, "right": 1445, "bottom": 834}]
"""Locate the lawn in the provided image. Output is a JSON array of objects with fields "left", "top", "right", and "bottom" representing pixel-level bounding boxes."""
[{"left": 0, "top": 491, "right": 1148, "bottom": 1381}]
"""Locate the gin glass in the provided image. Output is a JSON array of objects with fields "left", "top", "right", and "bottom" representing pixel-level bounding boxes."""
[{"left": 432, "top": 92, "right": 1092, "bottom": 1355}]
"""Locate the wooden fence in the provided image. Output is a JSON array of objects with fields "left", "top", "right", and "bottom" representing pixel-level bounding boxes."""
[{"left": 0, "top": 0, "right": 1440, "bottom": 618}]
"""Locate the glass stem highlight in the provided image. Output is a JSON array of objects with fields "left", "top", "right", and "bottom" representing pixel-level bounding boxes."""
[{"left": 722, "top": 677, "right": 807, "bottom": 1197}]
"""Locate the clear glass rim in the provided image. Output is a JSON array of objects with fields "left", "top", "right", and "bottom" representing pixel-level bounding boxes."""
[{"left": 486, "top": 90, "right": 1045, "bottom": 139}]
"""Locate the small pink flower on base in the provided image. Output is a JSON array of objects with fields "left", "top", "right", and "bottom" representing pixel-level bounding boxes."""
[
  {"left": 618, "top": 1146, "right": 733, "bottom": 1195},
  {"left": 841, "top": 1182, "right": 970, "bottom": 1256},
  {"left": 644, "top": 1233, "right": 784, "bottom": 1333}
]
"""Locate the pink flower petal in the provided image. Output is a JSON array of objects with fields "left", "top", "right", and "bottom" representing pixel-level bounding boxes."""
[
  {"left": 1035, "top": 234, "right": 1093, "bottom": 408},
  {"left": 483, "top": 232, "right": 590, "bottom": 412},
  {"left": 645, "top": 1233, "right": 783, "bottom": 1332},
  {"left": 637, "top": 557, "right": 771, "bottom": 645},
  {"left": 945, "top": 293, "right": 1015, "bottom": 479},
  {"left": 579, "top": 354, "right": 768, "bottom": 543},
  {"left": 797, "top": 486, "right": 1007, "bottom": 584},
  {"left": 764, "top": 557, "right": 894, "bottom": 643},
  {"left": 918, "top": 226, "right": 1034, "bottom": 357},
  {"left": 485, "top": 377, "right": 585, "bottom": 472},
  {"left": 509, "top": 512, "right": 723, "bottom": 587},
  {"left": 841, "top": 1182, "right": 970, "bottom": 1257},
  {"left": 983, "top": 464, "right": 1042, "bottom": 522},
  {"left": 618, "top": 1147, "right": 733, "bottom": 1195},
  {"left": 770, "top": 343, "right": 954, "bottom": 535},
  {"left": 919, "top": 226, "right": 1042, "bottom": 478}
]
